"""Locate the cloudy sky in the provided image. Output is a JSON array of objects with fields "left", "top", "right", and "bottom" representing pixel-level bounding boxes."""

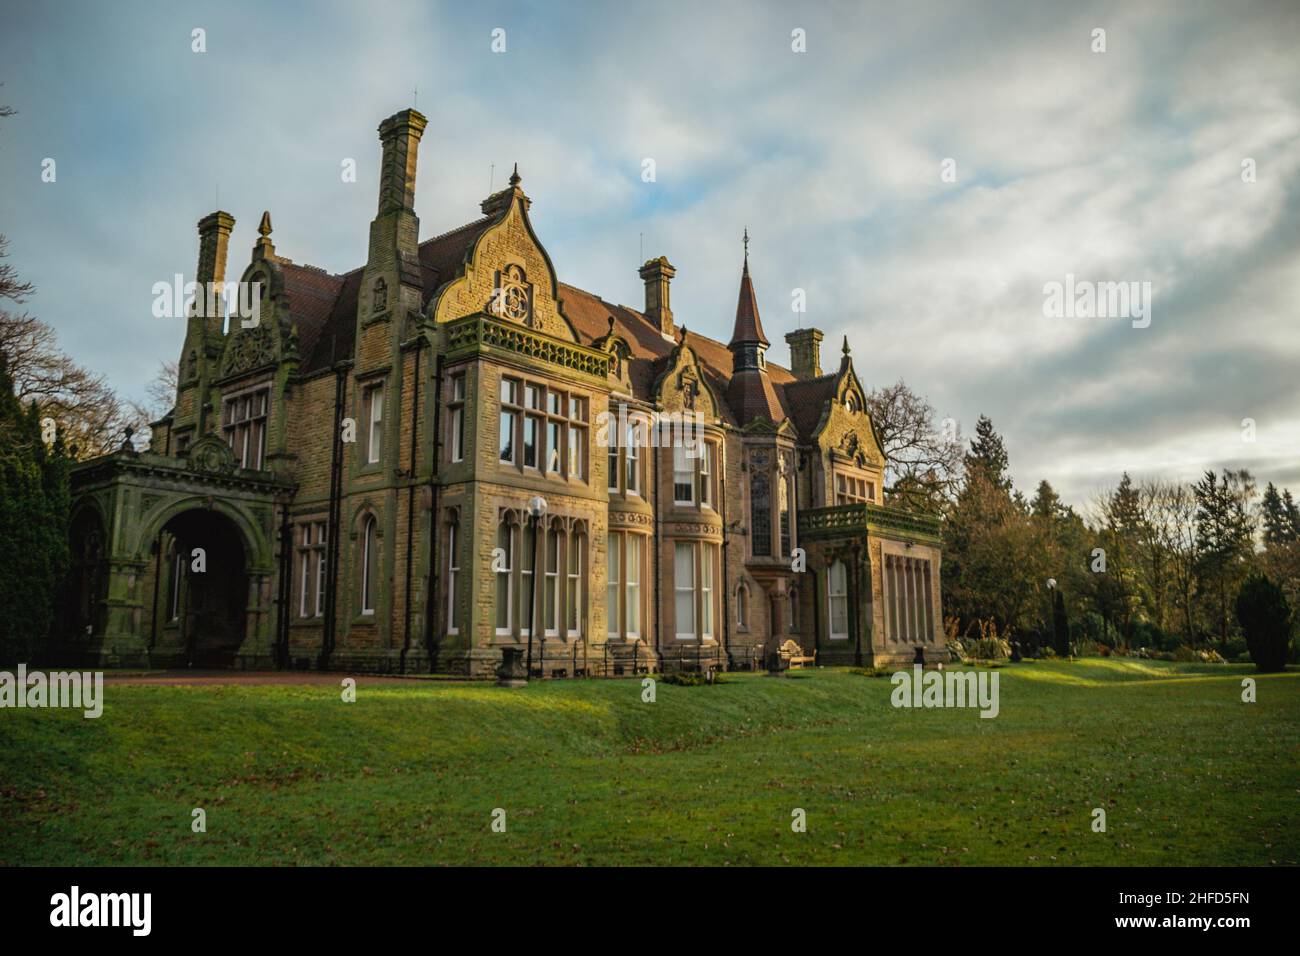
[{"left": 2, "top": 0, "right": 1297, "bottom": 505}]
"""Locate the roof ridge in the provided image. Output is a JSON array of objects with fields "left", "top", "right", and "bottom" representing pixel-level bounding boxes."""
[{"left": 421, "top": 216, "right": 492, "bottom": 247}]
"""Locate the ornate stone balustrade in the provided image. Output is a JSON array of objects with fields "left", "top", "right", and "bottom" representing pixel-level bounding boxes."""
[
  {"left": 798, "top": 502, "right": 942, "bottom": 544},
  {"left": 444, "top": 312, "right": 610, "bottom": 381}
]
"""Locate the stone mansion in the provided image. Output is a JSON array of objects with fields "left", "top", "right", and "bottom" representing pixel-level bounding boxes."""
[{"left": 61, "top": 108, "right": 945, "bottom": 676}]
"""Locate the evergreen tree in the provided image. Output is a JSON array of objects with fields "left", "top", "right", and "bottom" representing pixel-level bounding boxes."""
[
  {"left": 1261, "top": 483, "right": 1300, "bottom": 545},
  {"left": 0, "top": 354, "right": 69, "bottom": 664},
  {"left": 1235, "top": 574, "right": 1293, "bottom": 672},
  {"left": 964, "top": 415, "right": 1011, "bottom": 492},
  {"left": 1193, "top": 469, "right": 1257, "bottom": 644},
  {"left": 1030, "top": 479, "right": 1062, "bottom": 521}
]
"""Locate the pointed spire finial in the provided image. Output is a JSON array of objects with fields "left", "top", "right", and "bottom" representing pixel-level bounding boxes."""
[
  {"left": 679, "top": 324, "right": 689, "bottom": 344},
  {"left": 509, "top": 162, "right": 521, "bottom": 187},
  {"left": 743, "top": 227, "right": 749, "bottom": 267},
  {"left": 842, "top": 335, "right": 851, "bottom": 356},
  {"left": 258, "top": 211, "right": 272, "bottom": 238}
]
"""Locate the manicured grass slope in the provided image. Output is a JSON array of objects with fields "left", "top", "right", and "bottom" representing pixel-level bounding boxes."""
[{"left": 1, "top": 660, "right": 1295, "bottom": 865}]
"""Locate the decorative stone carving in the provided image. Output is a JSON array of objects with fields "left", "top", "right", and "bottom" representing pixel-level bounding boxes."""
[
  {"left": 222, "top": 325, "right": 276, "bottom": 376},
  {"left": 188, "top": 434, "right": 238, "bottom": 475}
]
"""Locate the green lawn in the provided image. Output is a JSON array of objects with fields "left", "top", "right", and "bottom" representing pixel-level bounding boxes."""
[{"left": 1, "top": 660, "right": 1295, "bottom": 866}]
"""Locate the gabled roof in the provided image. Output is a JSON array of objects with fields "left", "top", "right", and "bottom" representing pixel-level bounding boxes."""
[
  {"left": 781, "top": 373, "right": 839, "bottom": 438},
  {"left": 271, "top": 210, "right": 844, "bottom": 439},
  {"left": 282, "top": 217, "right": 495, "bottom": 374}
]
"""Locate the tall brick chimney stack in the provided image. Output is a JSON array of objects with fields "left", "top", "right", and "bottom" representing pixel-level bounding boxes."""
[
  {"left": 639, "top": 256, "right": 676, "bottom": 340},
  {"left": 174, "top": 210, "right": 235, "bottom": 440},
  {"left": 189, "top": 210, "right": 234, "bottom": 341},
  {"left": 361, "top": 108, "right": 428, "bottom": 334},
  {"left": 196, "top": 210, "right": 235, "bottom": 287},
  {"left": 376, "top": 109, "right": 428, "bottom": 216},
  {"left": 785, "top": 327, "right": 824, "bottom": 380}
]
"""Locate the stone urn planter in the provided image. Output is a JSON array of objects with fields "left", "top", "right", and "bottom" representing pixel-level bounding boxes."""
[{"left": 496, "top": 647, "right": 527, "bottom": 688}]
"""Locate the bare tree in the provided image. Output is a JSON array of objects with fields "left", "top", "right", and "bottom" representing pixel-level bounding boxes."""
[
  {"left": 865, "top": 379, "right": 963, "bottom": 511},
  {"left": 0, "top": 311, "right": 136, "bottom": 458},
  {"left": 0, "top": 96, "right": 33, "bottom": 306},
  {"left": 127, "top": 359, "right": 179, "bottom": 447},
  {"left": 0, "top": 234, "right": 33, "bottom": 304}
]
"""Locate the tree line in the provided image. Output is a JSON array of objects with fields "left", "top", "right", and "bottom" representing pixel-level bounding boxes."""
[{"left": 867, "top": 384, "right": 1297, "bottom": 665}]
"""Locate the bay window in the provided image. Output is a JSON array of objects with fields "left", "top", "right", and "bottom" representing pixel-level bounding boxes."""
[
  {"left": 606, "top": 531, "right": 645, "bottom": 642},
  {"left": 499, "top": 376, "right": 588, "bottom": 481},
  {"left": 672, "top": 540, "right": 718, "bottom": 641}
]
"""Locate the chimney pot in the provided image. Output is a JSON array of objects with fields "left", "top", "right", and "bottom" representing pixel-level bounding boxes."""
[
  {"left": 785, "top": 327, "right": 824, "bottom": 380},
  {"left": 638, "top": 256, "right": 676, "bottom": 338},
  {"left": 196, "top": 210, "right": 236, "bottom": 286},
  {"left": 376, "top": 109, "right": 428, "bottom": 216}
]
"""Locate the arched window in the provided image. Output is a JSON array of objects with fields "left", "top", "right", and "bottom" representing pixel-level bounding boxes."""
[
  {"left": 778, "top": 475, "right": 791, "bottom": 557},
  {"left": 566, "top": 529, "right": 584, "bottom": 637},
  {"left": 445, "top": 514, "right": 460, "bottom": 635},
  {"left": 495, "top": 518, "right": 513, "bottom": 635},
  {"left": 360, "top": 515, "right": 378, "bottom": 615},
  {"left": 828, "top": 560, "right": 848, "bottom": 640},
  {"left": 520, "top": 521, "right": 536, "bottom": 637},
  {"left": 789, "top": 585, "right": 801, "bottom": 632},
  {"left": 544, "top": 524, "right": 561, "bottom": 637},
  {"left": 750, "top": 470, "right": 771, "bottom": 556},
  {"left": 736, "top": 580, "right": 749, "bottom": 630}
]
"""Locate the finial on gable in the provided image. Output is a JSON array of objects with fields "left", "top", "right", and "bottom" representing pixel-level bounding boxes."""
[
  {"left": 254, "top": 210, "right": 275, "bottom": 259},
  {"left": 842, "top": 335, "right": 851, "bottom": 357},
  {"left": 510, "top": 162, "right": 521, "bottom": 187}
]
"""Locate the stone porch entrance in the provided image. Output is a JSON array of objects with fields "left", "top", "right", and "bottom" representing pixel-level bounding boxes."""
[{"left": 60, "top": 438, "right": 294, "bottom": 669}]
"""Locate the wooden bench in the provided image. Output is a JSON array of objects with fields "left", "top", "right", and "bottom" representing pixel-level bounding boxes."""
[{"left": 779, "top": 639, "right": 816, "bottom": 669}]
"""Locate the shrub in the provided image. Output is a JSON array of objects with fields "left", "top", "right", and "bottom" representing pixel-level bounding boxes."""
[
  {"left": 1235, "top": 574, "right": 1293, "bottom": 673},
  {"left": 1131, "top": 619, "right": 1173, "bottom": 652},
  {"left": 959, "top": 619, "right": 1011, "bottom": 661},
  {"left": 1222, "top": 636, "right": 1248, "bottom": 661},
  {"left": 658, "top": 671, "right": 725, "bottom": 686},
  {"left": 1074, "top": 638, "right": 1113, "bottom": 658},
  {"left": 849, "top": 666, "right": 893, "bottom": 678},
  {"left": 1172, "top": 645, "right": 1200, "bottom": 662}
]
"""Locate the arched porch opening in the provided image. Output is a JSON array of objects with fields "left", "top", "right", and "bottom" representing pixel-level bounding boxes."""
[{"left": 157, "top": 508, "right": 249, "bottom": 668}]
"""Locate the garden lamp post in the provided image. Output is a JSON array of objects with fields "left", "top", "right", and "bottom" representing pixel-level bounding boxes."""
[{"left": 526, "top": 495, "right": 548, "bottom": 678}]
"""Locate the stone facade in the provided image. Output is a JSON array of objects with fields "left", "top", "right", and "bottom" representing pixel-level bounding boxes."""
[{"left": 60, "top": 108, "right": 945, "bottom": 675}]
